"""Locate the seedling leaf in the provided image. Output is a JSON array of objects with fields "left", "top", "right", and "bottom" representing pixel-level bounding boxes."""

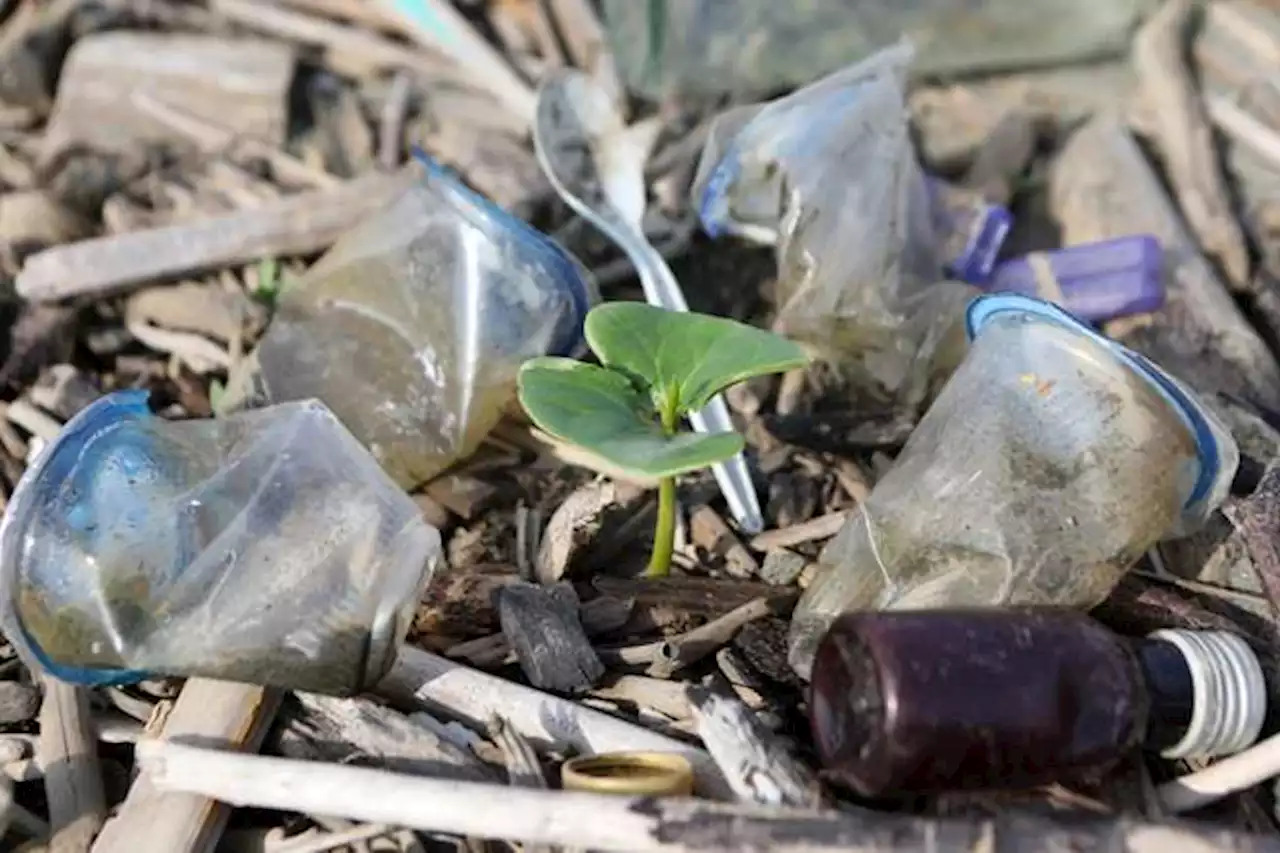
[
  {"left": 518, "top": 357, "right": 745, "bottom": 479},
  {"left": 585, "top": 302, "right": 810, "bottom": 413}
]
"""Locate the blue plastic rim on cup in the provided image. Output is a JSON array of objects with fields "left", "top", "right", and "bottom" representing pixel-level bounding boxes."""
[
  {"left": 0, "top": 389, "right": 442, "bottom": 693},
  {"left": 965, "top": 293, "right": 1228, "bottom": 526},
  {"left": 409, "top": 147, "right": 592, "bottom": 357},
  {"left": 0, "top": 390, "right": 160, "bottom": 686}
]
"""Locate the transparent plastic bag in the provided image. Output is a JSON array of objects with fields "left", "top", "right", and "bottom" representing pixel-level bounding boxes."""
[
  {"left": 692, "top": 42, "right": 980, "bottom": 412},
  {"left": 602, "top": 0, "right": 1147, "bottom": 99},
  {"left": 788, "top": 294, "right": 1238, "bottom": 679},
  {"left": 0, "top": 391, "right": 441, "bottom": 695},
  {"left": 224, "top": 151, "right": 596, "bottom": 489}
]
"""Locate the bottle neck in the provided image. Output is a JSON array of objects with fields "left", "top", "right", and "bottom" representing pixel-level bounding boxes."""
[
  {"left": 1134, "top": 629, "right": 1267, "bottom": 760},
  {"left": 1133, "top": 637, "right": 1194, "bottom": 753}
]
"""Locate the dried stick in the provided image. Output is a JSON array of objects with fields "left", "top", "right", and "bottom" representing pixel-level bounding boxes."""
[
  {"left": 1050, "top": 115, "right": 1280, "bottom": 410},
  {"left": 275, "top": 691, "right": 494, "bottom": 781},
  {"left": 131, "top": 93, "right": 338, "bottom": 190},
  {"left": 90, "top": 680, "right": 280, "bottom": 853},
  {"left": 377, "top": 646, "right": 732, "bottom": 798},
  {"left": 600, "top": 597, "right": 786, "bottom": 678},
  {"left": 686, "top": 685, "right": 820, "bottom": 808},
  {"left": 749, "top": 513, "right": 849, "bottom": 552},
  {"left": 40, "top": 679, "right": 106, "bottom": 853},
  {"left": 135, "top": 739, "right": 1280, "bottom": 853},
  {"left": 489, "top": 716, "right": 554, "bottom": 853},
  {"left": 211, "top": 0, "right": 455, "bottom": 82},
  {"left": 1133, "top": 0, "right": 1250, "bottom": 287},
  {"left": 17, "top": 172, "right": 404, "bottom": 302}
]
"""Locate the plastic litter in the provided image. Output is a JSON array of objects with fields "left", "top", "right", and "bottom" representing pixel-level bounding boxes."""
[
  {"left": 223, "top": 150, "right": 595, "bottom": 490},
  {"left": 0, "top": 390, "right": 441, "bottom": 695},
  {"left": 982, "top": 236, "right": 1166, "bottom": 323},
  {"left": 788, "top": 293, "right": 1238, "bottom": 679},
  {"left": 601, "top": 0, "right": 1146, "bottom": 100},
  {"left": 809, "top": 609, "right": 1267, "bottom": 797},
  {"left": 691, "top": 42, "right": 993, "bottom": 412},
  {"left": 927, "top": 178, "right": 1013, "bottom": 285}
]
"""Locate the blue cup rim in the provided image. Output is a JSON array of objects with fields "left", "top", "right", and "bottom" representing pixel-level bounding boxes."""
[
  {"left": 408, "top": 148, "right": 591, "bottom": 357},
  {"left": 965, "top": 293, "right": 1220, "bottom": 511},
  {"left": 0, "top": 389, "right": 156, "bottom": 686}
]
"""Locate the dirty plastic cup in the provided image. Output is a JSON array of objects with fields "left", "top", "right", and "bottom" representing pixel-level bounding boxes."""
[
  {"left": 0, "top": 390, "right": 441, "bottom": 695},
  {"left": 689, "top": 43, "right": 990, "bottom": 414},
  {"left": 787, "top": 293, "right": 1237, "bottom": 679},
  {"left": 225, "top": 149, "right": 596, "bottom": 490}
]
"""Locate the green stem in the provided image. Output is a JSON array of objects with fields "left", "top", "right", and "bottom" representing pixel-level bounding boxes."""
[
  {"left": 646, "top": 476, "right": 676, "bottom": 577},
  {"left": 645, "top": 389, "right": 681, "bottom": 577}
]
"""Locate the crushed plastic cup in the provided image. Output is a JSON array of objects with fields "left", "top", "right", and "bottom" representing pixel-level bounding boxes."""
[
  {"left": 690, "top": 43, "right": 988, "bottom": 412},
  {"left": 788, "top": 293, "right": 1238, "bottom": 680},
  {"left": 981, "top": 236, "right": 1165, "bottom": 323},
  {"left": 224, "top": 150, "right": 596, "bottom": 490},
  {"left": 0, "top": 390, "right": 441, "bottom": 695}
]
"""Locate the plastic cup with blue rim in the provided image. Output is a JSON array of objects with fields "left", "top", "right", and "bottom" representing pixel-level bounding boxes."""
[
  {"left": 223, "top": 148, "right": 597, "bottom": 491},
  {"left": 981, "top": 235, "right": 1165, "bottom": 323},
  {"left": 0, "top": 390, "right": 441, "bottom": 694},
  {"left": 787, "top": 292, "right": 1237, "bottom": 680}
]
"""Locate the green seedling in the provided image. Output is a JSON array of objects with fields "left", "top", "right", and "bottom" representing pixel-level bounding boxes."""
[{"left": 518, "top": 302, "right": 810, "bottom": 577}]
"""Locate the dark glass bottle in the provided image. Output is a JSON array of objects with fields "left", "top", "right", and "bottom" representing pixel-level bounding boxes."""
[{"left": 808, "top": 608, "right": 1264, "bottom": 797}]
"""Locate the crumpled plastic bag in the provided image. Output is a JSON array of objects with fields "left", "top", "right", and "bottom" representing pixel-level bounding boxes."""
[
  {"left": 692, "top": 42, "right": 977, "bottom": 413},
  {"left": 224, "top": 151, "right": 596, "bottom": 489},
  {"left": 0, "top": 391, "right": 441, "bottom": 695}
]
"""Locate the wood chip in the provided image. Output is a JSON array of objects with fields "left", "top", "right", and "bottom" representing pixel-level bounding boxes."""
[
  {"left": 447, "top": 594, "right": 633, "bottom": 669},
  {"left": 689, "top": 505, "right": 758, "bottom": 579},
  {"left": 537, "top": 479, "right": 619, "bottom": 583},
  {"left": 759, "top": 549, "right": 809, "bottom": 587},
  {"left": 90, "top": 680, "right": 279, "bottom": 853},
  {"left": 42, "top": 32, "right": 294, "bottom": 164},
  {"left": 499, "top": 581, "right": 605, "bottom": 692},
  {"left": 0, "top": 681, "right": 39, "bottom": 726},
  {"left": 274, "top": 692, "right": 494, "bottom": 782},
  {"left": 961, "top": 110, "right": 1039, "bottom": 206},
  {"left": 423, "top": 473, "right": 498, "bottom": 520},
  {"left": 18, "top": 172, "right": 404, "bottom": 302},
  {"left": 412, "top": 491, "right": 453, "bottom": 530},
  {"left": 0, "top": 190, "right": 91, "bottom": 262}
]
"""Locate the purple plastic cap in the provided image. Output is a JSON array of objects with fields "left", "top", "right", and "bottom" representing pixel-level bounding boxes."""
[
  {"left": 982, "top": 235, "right": 1165, "bottom": 323},
  {"left": 926, "top": 177, "right": 1012, "bottom": 284}
]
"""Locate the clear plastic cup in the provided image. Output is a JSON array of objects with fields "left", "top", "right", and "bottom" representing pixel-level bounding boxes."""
[
  {"left": 690, "top": 43, "right": 993, "bottom": 413},
  {"left": 225, "top": 150, "right": 595, "bottom": 489},
  {"left": 788, "top": 293, "right": 1238, "bottom": 679},
  {"left": 0, "top": 390, "right": 441, "bottom": 695}
]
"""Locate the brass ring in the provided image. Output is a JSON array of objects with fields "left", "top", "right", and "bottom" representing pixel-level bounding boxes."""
[{"left": 560, "top": 751, "right": 694, "bottom": 796}]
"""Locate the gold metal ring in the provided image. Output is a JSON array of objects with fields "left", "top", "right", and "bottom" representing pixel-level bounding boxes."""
[{"left": 560, "top": 751, "right": 694, "bottom": 796}]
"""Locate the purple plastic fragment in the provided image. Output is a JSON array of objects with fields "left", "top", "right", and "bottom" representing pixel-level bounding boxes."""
[
  {"left": 982, "top": 235, "right": 1165, "bottom": 324},
  {"left": 927, "top": 178, "right": 1012, "bottom": 285}
]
